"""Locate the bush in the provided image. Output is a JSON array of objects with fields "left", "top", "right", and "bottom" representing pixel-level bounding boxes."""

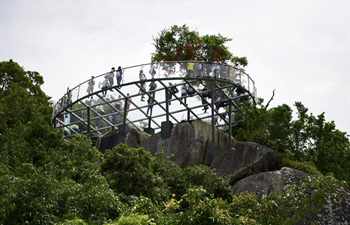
[
  {"left": 184, "top": 165, "right": 232, "bottom": 200},
  {"left": 178, "top": 187, "right": 233, "bottom": 225},
  {"left": 56, "top": 218, "right": 88, "bottom": 225},
  {"left": 107, "top": 214, "right": 155, "bottom": 225},
  {"left": 101, "top": 144, "right": 170, "bottom": 201},
  {"left": 281, "top": 157, "right": 322, "bottom": 175}
]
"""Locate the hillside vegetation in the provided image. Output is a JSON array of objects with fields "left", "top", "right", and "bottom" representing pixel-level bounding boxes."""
[{"left": 1, "top": 59, "right": 350, "bottom": 224}]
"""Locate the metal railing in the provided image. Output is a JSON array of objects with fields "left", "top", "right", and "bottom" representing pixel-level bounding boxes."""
[{"left": 53, "top": 61, "right": 256, "bottom": 117}]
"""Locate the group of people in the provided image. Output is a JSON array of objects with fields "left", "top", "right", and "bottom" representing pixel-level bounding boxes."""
[
  {"left": 86, "top": 66, "right": 123, "bottom": 97},
  {"left": 183, "top": 62, "right": 239, "bottom": 79},
  {"left": 84, "top": 62, "right": 244, "bottom": 99},
  {"left": 56, "top": 62, "right": 245, "bottom": 125}
]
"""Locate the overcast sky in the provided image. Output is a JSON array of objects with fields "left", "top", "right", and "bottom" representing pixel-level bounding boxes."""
[{"left": 1, "top": 0, "right": 349, "bottom": 133}]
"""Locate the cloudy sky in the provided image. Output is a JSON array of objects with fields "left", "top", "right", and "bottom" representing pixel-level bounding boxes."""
[{"left": 1, "top": 0, "right": 349, "bottom": 133}]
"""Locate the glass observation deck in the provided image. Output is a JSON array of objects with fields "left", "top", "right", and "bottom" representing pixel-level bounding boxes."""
[{"left": 53, "top": 61, "right": 257, "bottom": 138}]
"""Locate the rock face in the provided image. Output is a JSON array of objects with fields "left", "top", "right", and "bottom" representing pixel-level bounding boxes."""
[
  {"left": 99, "top": 121, "right": 350, "bottom": 224},
  {"left": 310, "top": 190, "right": 350, "bottom": 225},
  {"left": 232, "top": 167, "right": 350, "bottom": 225},
  {"left": 232, "top": 167, "right": 307, "bottom": 196},
  {"left": 212, "top": 141, "right": 280, "bottom": 183},
  {"left": 99, "top": 121, "right": 281, "bottom": 180},
  {"left": 301, "top": 190, "right": 350, "bottom": 225}
]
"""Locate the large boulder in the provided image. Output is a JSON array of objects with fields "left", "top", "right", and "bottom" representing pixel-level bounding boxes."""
[
  {"left": 99, "top": 121, "right": 281, "bottom": 179},
  {"left": 212, "top": 141, "right": 281, "bottom": 182},
  {"left": 232, "top": 167, "right": 307, "bottom": 196},
  {"left": 232, "top": 168, "right": 350, "bottom": 224},
  {"left": 99, "top": 127, "right": 151, "bottom": 150}
]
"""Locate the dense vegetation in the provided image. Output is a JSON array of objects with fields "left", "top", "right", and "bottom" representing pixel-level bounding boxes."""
[
  {"left": 0, "top": 59, "right": 349, "bottom": 225},
  {"left": 1, "top": 25, "right": 349, "bottom": 224},
  {"left": 232, "top": 100, "right": 350, "bottom": 181}
]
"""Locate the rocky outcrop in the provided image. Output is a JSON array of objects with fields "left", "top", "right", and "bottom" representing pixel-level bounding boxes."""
[
  {"left": 232, "top": 167, "right": 307, "bottom": 196},
  {"left": 212, "top": 141, "right": 280, "bottom": 182},
  {"left": 232, "top": 167, "right": 350, "bottom": 224},
  {"left": 99, "top": 121, "right": 350, "bottom": 224},
  {"left": 307, "top": 190, "right": 350, "bottom": 225},
  {"left": 99, "top": 121, "right": 281, "bottom": 180}
]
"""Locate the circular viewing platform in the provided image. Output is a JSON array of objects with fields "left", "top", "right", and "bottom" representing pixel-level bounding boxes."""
[{"left": 53, "top": 61, "right": 257, "bottom": 138}]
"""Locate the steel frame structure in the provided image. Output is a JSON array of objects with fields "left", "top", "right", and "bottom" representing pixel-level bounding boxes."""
[{"left": 53, "top": 61, "right": 257, "bottom": 139}]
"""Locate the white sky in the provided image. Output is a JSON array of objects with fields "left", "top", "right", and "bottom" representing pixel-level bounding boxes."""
[{"left": 1, "top": 0, "right": 349, "bottom": 133}]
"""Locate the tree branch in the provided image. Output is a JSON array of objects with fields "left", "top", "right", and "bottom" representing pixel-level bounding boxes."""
[{"left": 264, "top": 89, "right": 275, "bottom": 109}]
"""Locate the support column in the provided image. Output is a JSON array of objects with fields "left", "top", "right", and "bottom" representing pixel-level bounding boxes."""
[
  {"left": 122, "top": 96, "right": 128, "bottom": 133},
  {"left": 165, "top": 87, "right": 169, "bottom": 122},
  {"left": 161, "top": 86, "right": 173, "bottom": 139},
  {"left": 228, "top": 101, "right": 232, "bottom": 144},
  {"left": 211, "top": 87, "right": 216, "bottom": 142},
  {"left": 87, "top": 107, "right": 91, "bottom": 136}
]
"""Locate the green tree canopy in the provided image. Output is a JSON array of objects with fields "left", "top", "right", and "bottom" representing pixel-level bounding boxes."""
[
  {"left": 232, "top": 100, "right": 350, "bottom": 181},
  {"left": 152, "top": 25, "right": 247, "bottom": 66}
]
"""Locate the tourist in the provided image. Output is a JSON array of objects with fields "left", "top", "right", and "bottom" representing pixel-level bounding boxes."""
[
  {"left": 66, "top": 87, "right": 72, "bottom": 106},
  {"left": 166, "top": 82, "right": 179, "bottom": 105},
  {"left": 147, "top": 81, "right": 157, "bottom": 115},
  {"left": 116, "top": 66, "right": 123, "bottom": 88},
  {"left": 87, "top": 76, "right": 95, "bottom": 96},
  {"left": 147, "top": 95, "right": 154, "bottom": 115},
  {"left": 149, "top": 80, "right": 157, "bottom": 98},
  {"left": 195, "top": 63, "right": 204, "bottom": 77},
  {"left": 149, "top": 63, "right": 157, "bottom": 79},
  {"left": 181, "top": 84, "right": 188, "bottom": 104},
  {"left": 99, "top": 78, "right": 109, "bottom": 96},
  {"left": 108, "top": 67, "right": 115, "bottom": 87},
  {"left": 200, "top": 86, "right": 209, "bottom": 113},
  {"left": 139, "top": 69, "right": 147, "bottom": 101},
  {"left": 186, "top": 62, "right": 194, "bottom": 77}
]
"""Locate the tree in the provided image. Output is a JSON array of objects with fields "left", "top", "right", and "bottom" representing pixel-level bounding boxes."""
[
  {"left": 152, "top": 25, "right": 247, "bottom": 66},
  {"left": 232, "top": 100, "right": 350, "bottom": 181},
  {"left": 0, "top": 60, "right": 51, "bottom": 132}
]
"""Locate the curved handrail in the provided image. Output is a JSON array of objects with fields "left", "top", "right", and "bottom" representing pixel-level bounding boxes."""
[{"left": 53, "top": 61, "right": 257, "bottom": 118}]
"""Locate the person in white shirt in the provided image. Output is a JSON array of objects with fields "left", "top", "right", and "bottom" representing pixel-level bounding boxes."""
[
  {"left": 99, "top": 79, "right": 109, "bottom": 96},
  {"left": 149, "top": 64, "right": 156, "bottom": 79},
  {"left": 107, "top": 67, "right": 115, "bottom": 87},
  {"left": 87, "top": 76, "right": 95, "bottom": 96}
]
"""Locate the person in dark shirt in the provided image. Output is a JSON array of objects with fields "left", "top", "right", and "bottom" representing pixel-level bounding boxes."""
[
  {"left": 166, "top": 82, "right": 179, "bottom": 105},
  {"left": 116, "top": 66, "right": 123, "bottom": 88}
]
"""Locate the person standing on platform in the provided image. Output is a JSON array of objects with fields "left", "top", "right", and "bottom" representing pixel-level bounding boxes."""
[
  {"left": 181, "top": 84, "right": 188, "bottom": 104},
  {"left": 186, "top": 62, "right": 194, "bottom": 77},
  {"left": 149, "top": 63, "right": 157, "bottom": 79},
  {"left": 87, "top": 76, "right": 95, "bottom": 96},
  {"left": 166, "top": 82, "right": 178, "bottom": 105},
  {"left": 107, "top": 67, "right": 115, "bottom": 87},
  {"left": 139, "top": 69, "right": 147, "bottom": 101},
  {"left": 147, "top": 81, "right": 157, "bottom": 115},
  {"left": 66, "top": 87, "right": 72, "bottom": 107},
  {"left": 116, "top": 66, "right": 123, "bottom": 88},
  {"left": 149, "top": 80, "right": 157, "bottom": 97},
  {"left": 99, "top": 78, "right": 109, "bottom": 97}
]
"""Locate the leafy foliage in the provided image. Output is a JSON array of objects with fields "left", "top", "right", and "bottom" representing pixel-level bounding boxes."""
[
  {"left": 102, "top": 144, "right": 170, "bottom": 201},
  {"left": 233, "top": 100, "right": 350, "bottom": 181},
  {"left": 1, "top": 49, "right": 350, "bottom": 224},
  {"left": 0, "top": 61, "right": 121, "bottom": 225},
  {"left": 152, "top": 25, "right": 247, "bottom": 66}
]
